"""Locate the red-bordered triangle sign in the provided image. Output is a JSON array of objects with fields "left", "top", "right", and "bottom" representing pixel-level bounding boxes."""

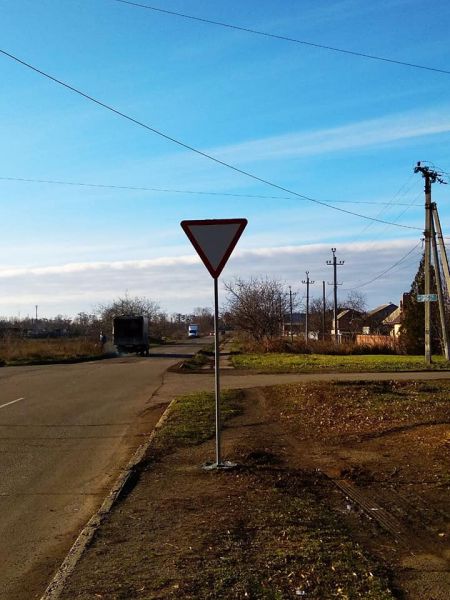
[{"left": 181, "top": 218, "right": 247, "bottom": 279}]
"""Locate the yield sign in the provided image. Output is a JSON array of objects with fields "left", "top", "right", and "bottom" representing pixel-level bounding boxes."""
[{"left": 181, "top": 219, "right": 247, "bottom": 278}]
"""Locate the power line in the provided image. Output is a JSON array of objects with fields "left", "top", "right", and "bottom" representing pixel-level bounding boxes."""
[
  {"left": 0, "top": 49, "right": 424, "bottom": 232},
  {"left": 343, "top": 241, "right": 421, "bottom": 290},
  {"left": 347, "top": 174, "right": 417, "bottom": 242},
  {"left": 0, "top": 176, "right": 423, "bottom": 206},
  {"left": 110, "top": 0, "right": 450, "bottom": 76}
]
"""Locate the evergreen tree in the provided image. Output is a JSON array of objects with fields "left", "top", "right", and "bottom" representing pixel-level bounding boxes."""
[{"left": 400, "top": 254, "right": 440, "bottom": 354}]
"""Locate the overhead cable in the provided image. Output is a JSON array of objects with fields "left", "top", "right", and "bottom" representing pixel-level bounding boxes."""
[
  {"left": 111, "top": 0, "right": 450, "bottom": 76},
  {"left": 343, "top": 241, "right": 422, "bottom": 290},
  {"left": 0, "top": 49, "right": 423, "bottom": 231},
  {"left": 0, "top": 176, "right": 423, "bottom": 206}
]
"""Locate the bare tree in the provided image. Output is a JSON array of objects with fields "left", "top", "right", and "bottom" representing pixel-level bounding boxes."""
[
  {"left": 96, "top": 295, "right": 161, "bottom": 333},
  {"left": 224, "top": 277, "right": 289, "bottom": 343},
  {"left": 308, "top": 297, "right": 333, "bottom": 338},
  {"left": 190, "top": 307, "right": 214, "bottom": 334},
  {"left": 343, "top": 290, "right": 367, "bottom": 313}
]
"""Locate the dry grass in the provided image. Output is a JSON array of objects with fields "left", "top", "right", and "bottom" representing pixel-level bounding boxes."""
[
  {"left": 0, "top": 337, "right": 102, "bottom": 365},
  {"left": 236, "top": 336, "right": 400, "bottom": 355}
]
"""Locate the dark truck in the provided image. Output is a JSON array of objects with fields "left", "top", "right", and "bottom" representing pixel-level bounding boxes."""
[{"left": 113, "top": 315, "right": 149, "bottom": 356}]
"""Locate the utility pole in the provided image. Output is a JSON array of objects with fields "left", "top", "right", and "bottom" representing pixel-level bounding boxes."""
[
  {"left": 322, "top": 281, "right": 326, "bottom": 341},
  {"left": 301, "top": 272, "right": 315, "bottom": 342},
  {"left": 431, "top": 216, "right": 450, "bottom": 359},
  {"left": 432, "top": 204, "right": 450, "bottom": 296},
  {"left": 327, "top": 248, "right": 344, "bottom": 343},
  {"left": 35, "top": 305, "right": 38, "bottom": 322},
  {"left": 278, "top": 292, "right": 284, "bottom": 337},
  {"left": 289, "top": 286, "right": 294, "bottom": 342},
  {"left": 414, "top": 162, "right": 447, "bottom": 364}
]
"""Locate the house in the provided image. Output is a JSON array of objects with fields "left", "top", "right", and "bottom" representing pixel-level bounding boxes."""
[
  {"left": 363, "top": 303, "right": 398, "bottom": 335},
  {"left": 383, "top": 294, "right": 410, "bottom": 338},
  {"left": 334, "top": 309, "right": 364, "bottom": 338},
  {"left": 282, "top": 312, "right": 305, "bottom": 337}
]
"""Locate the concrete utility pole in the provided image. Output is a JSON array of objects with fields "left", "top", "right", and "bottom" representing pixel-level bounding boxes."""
[
  {"left": 301, "top": 272, "right": 315, "bottom": 342},
  {"left": 432, "top": 204, "right": 450, "bottom": 297},
  {"left": 322, "top": 281, "right": 326, "bottom": 340},
  {"left": 327, "top": 248, "right": 344, "bottom": 343},
  {"left": 289, "top": 286, "right": 294, "bottom": 342},
  {"left": 414, "top": 162, "right": 447, "bottom": 364},
  {"left": 278, "top": 292, "right": 284, "bottom": 337},
  {"left": 431, "top": 216, "right": 450, "bottom": 359}
]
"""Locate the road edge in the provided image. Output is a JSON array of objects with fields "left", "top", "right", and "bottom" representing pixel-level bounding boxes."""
[{"left": 39, "top": 395, "right": 176, "bottom": 600}]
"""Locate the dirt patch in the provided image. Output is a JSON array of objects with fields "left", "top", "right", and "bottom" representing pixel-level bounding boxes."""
[
  {"left": 59, "top": 381, "right": 449, "bottom": 600},
  {"left": 266, "top": 380, "right": 450, "bottom": 599}
]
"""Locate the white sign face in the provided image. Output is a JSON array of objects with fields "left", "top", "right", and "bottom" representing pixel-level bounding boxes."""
[{"left": 181, "top": 219, "right": 247, "bottom": 278}]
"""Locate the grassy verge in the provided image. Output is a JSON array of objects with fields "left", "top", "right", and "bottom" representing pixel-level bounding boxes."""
[
  {"left": 153, "top": 389, "right": 243, "bottom": 452},
  {"left": 0, "top": 337, "right": 104, "bottom": 366},
  {"left": 232, "top": 352, "right": 450, "bottom": 372},
  {"left": 176, "top": 348, "right": 214, "bottom": 371}
]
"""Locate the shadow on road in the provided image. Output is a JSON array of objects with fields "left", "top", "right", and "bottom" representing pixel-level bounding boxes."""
[{"left": 148, "top": 352, "right": 196, "bottom": 359}]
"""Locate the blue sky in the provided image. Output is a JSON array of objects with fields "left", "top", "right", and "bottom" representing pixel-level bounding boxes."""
[{"left": 1, "top": 0, "right": 450, "bottom": 317}]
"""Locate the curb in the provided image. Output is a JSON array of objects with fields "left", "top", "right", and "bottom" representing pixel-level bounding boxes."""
[{"left": 39, "top": 396, "right": 177, "bottom": 600}]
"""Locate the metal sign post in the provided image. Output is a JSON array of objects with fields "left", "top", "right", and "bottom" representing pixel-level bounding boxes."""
[
  {"left": 181, "top": 218, "right": 247, "bottom": 469},
  {"left": 213, "top": 276, "right": 221, "bottom": 465}
]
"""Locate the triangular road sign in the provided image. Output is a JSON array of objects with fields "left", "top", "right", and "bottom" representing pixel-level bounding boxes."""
[{"left": 181, "top": 218, "right": 247, "bottom": 278}]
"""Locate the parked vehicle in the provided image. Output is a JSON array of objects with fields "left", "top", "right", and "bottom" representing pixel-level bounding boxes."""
[
  {"left": 188, "top": 323, "right": 199, "bottom": 338},
  {"left": 113, "top": 315, "right": 149, "bottom": 355}
]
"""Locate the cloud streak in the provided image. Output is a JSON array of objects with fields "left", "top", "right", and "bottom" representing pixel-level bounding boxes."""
[
  {"left": 209, "top": 108, "right": 450, "bottom": 164},
  {"left": 0, "top": 239, "right": 421, "bottom": 317}
]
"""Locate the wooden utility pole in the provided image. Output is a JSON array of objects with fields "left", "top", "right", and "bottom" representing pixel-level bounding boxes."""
[
  {"left": 302, "top": 272, "right": 314, "bottom": 342},
  {"left": 327, "top": 248, "right": 344, "bottom": 343}
]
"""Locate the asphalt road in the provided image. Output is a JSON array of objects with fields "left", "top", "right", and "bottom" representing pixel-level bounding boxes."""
[{"left": 0, "top": 340, "right": 205, "bottom": 600}]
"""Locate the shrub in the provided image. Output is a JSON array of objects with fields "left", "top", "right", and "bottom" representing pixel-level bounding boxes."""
[{"left": 235, "top": 335, "right": 401, "bottom": 356}]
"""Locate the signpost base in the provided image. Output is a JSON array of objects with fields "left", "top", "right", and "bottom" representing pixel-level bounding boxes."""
[{"left": 202, "top": 460, "right": 238, "bottom": 471}]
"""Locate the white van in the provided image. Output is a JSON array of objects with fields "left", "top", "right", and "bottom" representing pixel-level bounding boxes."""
[{"left": 188, "top": 324, "right": 199, "bottom": 338}]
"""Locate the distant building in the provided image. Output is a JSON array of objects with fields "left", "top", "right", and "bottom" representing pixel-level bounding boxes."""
[
  {"left": 282, "top": 312, "right": 305, "bottom": 337},
  {"left": 382, "top": 294, "right": 410, "bottom": 338},
  {"left": 363, "top": 303, "right": 398, "bottom": 335},
  {"left": 334, "top": 309, "right": 364, "bottom": 338}
]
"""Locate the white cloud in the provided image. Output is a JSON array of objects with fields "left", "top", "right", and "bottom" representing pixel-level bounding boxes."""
[
  {"left": 0, "top": 255, "right": 198, "bottom": 279},
  {"left": 0, "top": 239, "right": 421, "bottom": 317}
]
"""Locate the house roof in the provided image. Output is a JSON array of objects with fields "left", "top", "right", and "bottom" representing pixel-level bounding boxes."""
[
  {"left": 283, "top": 312, "right": 305, "bottom": 324},
  {"left": 366, "top": 303, "right": 398, "bottom": 319},
  {"left": 337, "top": 309, "right": 363, "bottom": 320},
  {"left": 383, "top": 306, "right": 402, "bottom": 325}
]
